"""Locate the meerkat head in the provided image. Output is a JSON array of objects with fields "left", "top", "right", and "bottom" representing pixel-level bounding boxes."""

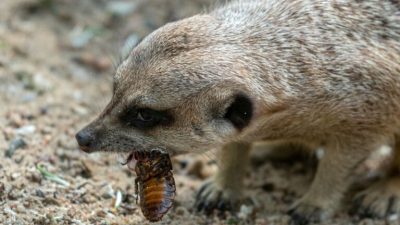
[{"left": 76, "top": 14, "right": 262, "bottom": 158}]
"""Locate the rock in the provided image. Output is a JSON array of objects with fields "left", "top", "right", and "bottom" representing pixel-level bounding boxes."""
[
  {"left": 5, "top": 138, "right": 26, "bottom": 158},
  {"left": 43, "top": 197, "right": 61, "bottom": 206},
  {"left": 15, "top": 70, "right": 35, "bottom": 90},
  {"left": 101, "top": 184, "right": 115, "bottom": 199},
  {"left": 57, "top": 135, "right": 78, "bottom": 150},
  {"left": 6, "top": 112, "right": 24, "bottom": 127},
  {"left": 15, "top": 125, "right": 36, "bottom": 136},
  {"left": 82, "top": 193, "right": 97, "bottom": 204},
  {"left": 94, "top": 57, "right": 112, "bottom": 72},
  {"left": 74, "top": 53, "right": 111, "bottom": 72},
  {"left": 113, "top": 190, "right": 123, "bottom": 208},
  {"left": 106, "top": 1, "right": 137, "bottom": 17},
  {"left": 388, "top": 214, "right": 399, "bottom": 222},
  {"left": 21, "top": 92, "right": 38, "bottom": 102},
  {"left": 174, "top": 206, "right": 188, "bottom": 216},
  {"left": 33, "top": 73, "right": 53, "bottom": 93},
  {"left": 15, "top": 204, "right": 26, "bottom": 214},
  {"left": 7, "top": 189, "right": 22, "bottom": 200},
  {"left": 35, "top": 189, "right": 46, "bottom": 198},
  {"left": 238, "top": 204, "right": 255, "bottom": 220},
  {"left": 27, "top": 171, "right": 42, "bottom": 183},
  {"left": 40, "top": 126, "right": 53, "bottom": 135},
  {"left": 69, "top": 26, "right": 101, "bottom": 49},
  {"left": 96, "top": 209, "right": 107, "bottom": 218},
  {"left": 0, "top": 183, "right": 4, "bottom": 198},
  {"left": 78, "top": 161, "right": 93, "bottom": 178},
  {"left": 3, "top": 207, "right": 17, "bottom": 218},
  {"left": 10, "top": 172, "right": 21, "bottom": 180},
  {"left": 14, "top": 71, "right": 51, "bottom": 94}
]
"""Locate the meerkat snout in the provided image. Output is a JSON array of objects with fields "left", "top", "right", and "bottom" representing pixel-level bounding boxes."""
[{"left": 75, "top": 128, "right": 94, "bottom": 152}]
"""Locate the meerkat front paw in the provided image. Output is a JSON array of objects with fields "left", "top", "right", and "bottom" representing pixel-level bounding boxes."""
[
  {"left": 194, "top": 179, "right": 240, "bottom": 215},
  {"left": 352, "top": 177, "right": 400, "bottom": 218},
  {"left": 288, "top": 201, "right": 330, "bottom": 225}
]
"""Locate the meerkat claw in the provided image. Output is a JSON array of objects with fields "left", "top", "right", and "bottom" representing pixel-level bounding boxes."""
[
  {"left": 195, "top": 181, "right": 236, "bottom": 216},
  {"left": 352, "top": 178, "right": 400, "bottom": 219},
  {"left": 288, "top": 203, "right": 325, "bottom": 225}
]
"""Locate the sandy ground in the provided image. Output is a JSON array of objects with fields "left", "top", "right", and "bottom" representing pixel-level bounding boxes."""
[{"left": 0, "top": 0, "right": 397, "bottom": 224}]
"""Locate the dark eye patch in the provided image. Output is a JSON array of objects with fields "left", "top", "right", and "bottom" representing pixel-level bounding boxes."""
[
  {"left": 224, "top": 94, "right": 253, "bottom": 130},
  {"left": 119, "top": 106, "right": 172, "bottom": 130}
]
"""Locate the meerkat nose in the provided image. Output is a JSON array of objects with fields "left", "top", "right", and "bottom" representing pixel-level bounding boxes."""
[{"left": 75, "top": 129, "right": 95, "bottom": 152}]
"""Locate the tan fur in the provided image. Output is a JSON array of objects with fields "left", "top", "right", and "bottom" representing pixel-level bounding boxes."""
[{"left": 77, "top": 0, "right": 400, "bottom": 223}]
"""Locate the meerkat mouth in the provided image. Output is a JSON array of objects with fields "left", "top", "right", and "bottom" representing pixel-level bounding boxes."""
[
  {"left": 118, "top": 152, "right": 138, "bottom": 170},
  {"left": 118, "top": 149, "right": 169, "bottom": 170}
]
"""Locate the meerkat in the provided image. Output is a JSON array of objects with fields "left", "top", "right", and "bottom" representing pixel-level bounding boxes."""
[{"left": 75, "top": 0, "right": 400, "bottom": 224}]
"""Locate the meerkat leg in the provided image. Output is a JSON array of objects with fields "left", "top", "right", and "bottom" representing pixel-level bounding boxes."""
[
  {"left": 195, "top": 142, "right": 251, "bottom": 214},
  {"left": 289, "top": 140, "right": 377, "bottom": 225},
  {"left": 352, "top": 137, "right": 400, "bottom": 218}
]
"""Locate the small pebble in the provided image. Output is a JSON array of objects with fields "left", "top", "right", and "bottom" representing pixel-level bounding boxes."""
[
  {"left": 15, "top": 204, "right": 25, "bottom": 214},
  {"left": 238, "top": 204, "right": 255, "bottom": 220},
  {"left": 33, "top": 73, "right": 53, "bottom": 92},
  {"left": 27, "top": 171, "right": 42, "bottom": 183},
  {"left": 387, "top": 214, "right": 399, "bottom": 222},
  {"left": 106, "top": 1, "right": 137, "bottom": 17},
  {"left": 174, "top": 206, "right": 187, "bottom": 216},
  {"left": 120, "top": 203, "right": 137, "bottom": 213},
  {"left": 82, "top": 194, "right": 97, "bottom": 204},
  {"left": 43, "top": 197, "right": 61, "bottom": 206},
  {"left": 5, "top": 138, "right": 26, "bottom": 158},
  {"left": 0, "top": 183, "right": 4, "bottom": 197},
  {"left": 4, "top": 207, "right": 16, "bottom": 217},
  {"left": 69, "top": 27, "right": 95, "bottom": 49},
  {"left": 35, "top": 189, "right": 45, "bottom": 198},
  {"left": 101, "top": 184, "right": 115, "bottom": 199},
  {"left": 73, "top": 105, "right": 89, "bottom": 115},
  {"left": 22, "top": 92, "right": 38, "bottom": 102},
  {"left": 8, "top": 189, "right": 22, "bottom": 200},
  {"left": 74, "top": 53, "right": 111, "bottom": 72},
  {"left": 10, "top": 172, "right": 21, "bottom": 180},
  {"left": 114, "top": 190, "right": 123, "bottom": 208},
  {"left": 39, "top": 106, "right": 49, "bottom": 115},
  {"left": 15, "top": 125, "right": 36, "bottom": 136},
  {"left": 96, "top": 210, "right": 107, "bottom": 218}
]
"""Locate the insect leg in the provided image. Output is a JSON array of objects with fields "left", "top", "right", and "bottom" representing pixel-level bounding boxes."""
[{"left": 135, "top": 177, "right": 139, "bottom": 204}]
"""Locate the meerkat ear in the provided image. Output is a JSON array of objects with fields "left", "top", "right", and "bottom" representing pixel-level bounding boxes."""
[{"left": 224, "top": 94, "right": 253, "bottom": 130}]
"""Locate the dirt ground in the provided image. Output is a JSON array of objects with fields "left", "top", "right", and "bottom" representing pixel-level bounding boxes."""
[{"left": 0, "top": 0, "right": 397, "bottom": 224}]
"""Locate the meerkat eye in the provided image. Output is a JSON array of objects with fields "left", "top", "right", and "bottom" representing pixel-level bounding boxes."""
[
  {"left": 119, "top": 107, "right": 172, "bottom": 129},
  {"left": 137, "top": 109, "right": 155, "bottom": 122},
  {"left": 224, "top": 94, "right": 253, "bottom": 130}
]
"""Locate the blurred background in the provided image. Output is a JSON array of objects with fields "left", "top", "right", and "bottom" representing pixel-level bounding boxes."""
[{"left": 0, "top": 0, "right": 389, "bottom": 224}]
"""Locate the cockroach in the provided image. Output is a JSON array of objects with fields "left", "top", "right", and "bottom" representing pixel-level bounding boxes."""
[{"left": 134, "top": 150, "right": 176, "bottom": 222}]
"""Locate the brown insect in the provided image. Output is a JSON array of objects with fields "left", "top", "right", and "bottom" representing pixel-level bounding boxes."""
[{"left": 134, "top": 150, "right": 176, "bottom": 222}]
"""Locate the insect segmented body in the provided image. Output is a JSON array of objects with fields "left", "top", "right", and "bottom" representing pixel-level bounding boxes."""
[{"left": 134, "top": 150, "right": 176, "bottom": 222}]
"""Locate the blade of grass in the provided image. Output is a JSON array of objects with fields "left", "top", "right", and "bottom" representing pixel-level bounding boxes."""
[{"left": 36, "top": 164, "right": 70, "bottom": 187}]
